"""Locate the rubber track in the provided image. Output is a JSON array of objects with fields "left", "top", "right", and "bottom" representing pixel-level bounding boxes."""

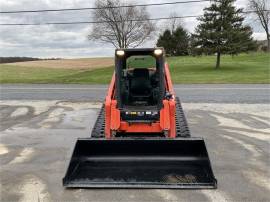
[
  {"left": 175, "top": 97, "right": 190, "bottom": 137},
  {"left": 91, "top": 104, "right": 105, "bottom": 138},
  {"left": 91, "top": 97, "right": 190, "bottom": 138}
]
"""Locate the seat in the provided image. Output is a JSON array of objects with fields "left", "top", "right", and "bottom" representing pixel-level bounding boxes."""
[{"left": 130, "top": 68, "right": 151, "bottom": 97}]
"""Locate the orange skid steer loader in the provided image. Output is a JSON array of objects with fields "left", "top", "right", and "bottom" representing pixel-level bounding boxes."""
[{"left": 63, "top": 48, "right": 217, "bottom": 188}]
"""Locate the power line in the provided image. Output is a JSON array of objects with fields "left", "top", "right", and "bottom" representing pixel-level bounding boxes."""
[
  {"left": 0, "top": 10, "right": 268, "bottom": 26},
  {"left": 0, "top": 0, "right": 210, "bottom": 14},
  {"left": 0, "top": 16, "right": 200, "bottom": 26},
  {"left": 242, "top": 9, "right": 270, "bottom": 14}
]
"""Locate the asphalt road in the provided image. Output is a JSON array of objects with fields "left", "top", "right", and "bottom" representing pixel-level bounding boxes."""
[{"left": 1, "top": 84, "right": 270, "bottom": 103}]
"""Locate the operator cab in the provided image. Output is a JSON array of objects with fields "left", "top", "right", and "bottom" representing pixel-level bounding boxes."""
[{"left": 115, "top": 48, "right": 165, "bottom": 122}]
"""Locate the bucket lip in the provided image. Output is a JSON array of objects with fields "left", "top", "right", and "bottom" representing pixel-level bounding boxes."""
[
  {"left": 63, "top": 174, "right": 217, "bottom": 189},
  {"left": 63, "top": 180, "right": 217, "bottom": 189}
]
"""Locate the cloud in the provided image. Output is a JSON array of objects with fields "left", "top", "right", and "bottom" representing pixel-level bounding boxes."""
[{"left": 0, "top": 0, "right": 266, "bottom": 58}]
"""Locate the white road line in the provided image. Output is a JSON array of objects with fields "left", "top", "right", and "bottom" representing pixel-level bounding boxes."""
[
  {"left": 1, "top": 88, "right": 107, "bottom": 90},
  {"left": 1, "top": 87, "right": 269, "bottom": 90},
  {"left": 174, "top": 87, "right": 269, "bottom": 90},
  {"left": 1, "top": 92, "right": 83, "bottom": 94}
]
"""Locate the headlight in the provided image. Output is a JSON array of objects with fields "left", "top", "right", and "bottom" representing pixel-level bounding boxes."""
[
  {"left": 116, "top": 50, "right": 125, "bottom": 56},
  {"left": 154, "top": 49, "right": 163, "bottom": 56}
]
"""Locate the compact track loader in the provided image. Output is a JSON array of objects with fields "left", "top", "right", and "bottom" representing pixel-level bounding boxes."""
[{"left": 63, "top": 48, "right": 217, "bottom": 188}]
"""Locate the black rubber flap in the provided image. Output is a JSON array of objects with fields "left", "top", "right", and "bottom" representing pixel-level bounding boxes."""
[{"left": 63, "top": 138, "right": 217, "bottom": 188}]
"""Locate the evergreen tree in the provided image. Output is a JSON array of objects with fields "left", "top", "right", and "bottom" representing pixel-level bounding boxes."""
[
  {"left": 193, "top": 0, "right": 256, "bottom": 68},
  {"left": 157, "top": 30, "right": 174, "bottom": 56},
  {"left": 173, "top": 27, "right": 189, "bottom": 56},
  {"left": 157, "top": 26, "right": 189, "bottom": 56},
  {"left": 189, "top": 35, "right": 203, "bottom": 56}
]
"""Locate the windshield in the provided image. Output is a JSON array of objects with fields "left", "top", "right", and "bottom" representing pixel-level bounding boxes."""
[{"left": 126, "top": 55, "right": 156, "bottom": 69}]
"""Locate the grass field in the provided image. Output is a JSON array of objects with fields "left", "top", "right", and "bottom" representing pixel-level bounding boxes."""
[
  {"left": 0, "top": 52, "right": 269, "bottom": 84},
  {"left": 4, "top": 57, "right": 114, "bottom": 70}
]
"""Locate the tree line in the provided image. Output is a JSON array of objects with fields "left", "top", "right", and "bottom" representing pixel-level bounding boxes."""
[
  {"left": 0, "top": 57, "right": 60, "bottom": 64},
  {"left": 89, "top": 0, "right": 269, "bottom": 69},
  {"left": 157, "top": 0, "right": 259, "bottom": 68}
]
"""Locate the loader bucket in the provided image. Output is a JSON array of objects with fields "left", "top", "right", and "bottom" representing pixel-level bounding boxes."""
[{"left": 63, "top": 138, "right": 217, "bottom": 188}]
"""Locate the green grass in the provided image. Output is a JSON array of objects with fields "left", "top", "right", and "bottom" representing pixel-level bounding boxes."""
[
  {"left": 0, "top": 52, "right": 269, "bottom": 84},
  {"left": 169, "top": 52, "right": 270, "bottom": 83},
  {"left": 0, "top": 65, "right": 114, "bottom": 84}
]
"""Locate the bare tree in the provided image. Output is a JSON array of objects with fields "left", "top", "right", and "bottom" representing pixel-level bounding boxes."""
[
  {"left": 158, "top": 12, "right": 184, "bottom": 34},
  {"left": 166, "top": 12, "right": 184, "bottom": 33},
  {"left": 249, "top": 0, "right": 270, "bottom": 51},
  {"left": 89, "top": 0, "right": 155, "bottom": 48}
]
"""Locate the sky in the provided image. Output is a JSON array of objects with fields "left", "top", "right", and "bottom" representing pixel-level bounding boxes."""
[{"left": 0, "top": 0, "right": 267, "bottom": 58}]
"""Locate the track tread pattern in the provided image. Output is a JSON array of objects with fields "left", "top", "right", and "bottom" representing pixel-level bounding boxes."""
[
  {"left": 175, "top": 97, "right": 190, "bottom": 137},
  {"left": 90, "top": 97, "right": 190, "bottom": 138},
  {"left": 91, "top": 104, "right": 105, "bottom": 138}
]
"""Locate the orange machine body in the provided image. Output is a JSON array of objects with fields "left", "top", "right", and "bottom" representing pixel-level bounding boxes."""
[{"left": 105, "top": 63, "right": 176, "bottom": 139}]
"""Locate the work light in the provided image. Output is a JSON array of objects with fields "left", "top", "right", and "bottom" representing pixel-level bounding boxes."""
[
  {"left": 116, "top": 50, "right": 125, "bottom": 56},
  {"left": 154, "top": 49, "right": 163, "bottom": 56}
]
